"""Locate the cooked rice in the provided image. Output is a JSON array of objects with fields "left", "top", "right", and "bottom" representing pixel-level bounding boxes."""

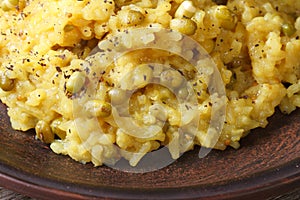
[{"left": 0, "top": 0, "right": 299, "bottom": 167}]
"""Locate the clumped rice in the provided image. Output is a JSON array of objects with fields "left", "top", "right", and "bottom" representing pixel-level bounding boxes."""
[{"left": 0, "top": 0, "right": 299, "bottom": 166}]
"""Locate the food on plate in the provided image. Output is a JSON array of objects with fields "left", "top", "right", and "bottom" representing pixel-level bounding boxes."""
[{"left": 0, "top": 0, "right": 299, "bottom": 167}]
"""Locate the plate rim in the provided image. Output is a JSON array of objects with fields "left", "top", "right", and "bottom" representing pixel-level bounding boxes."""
[{"left": 1, "top": 158, "right": 299, "bottom": 200}]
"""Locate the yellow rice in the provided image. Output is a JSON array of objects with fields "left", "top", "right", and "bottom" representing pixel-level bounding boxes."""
[{"left": 0, "top": 0, "right": 299, "bottom": 166}]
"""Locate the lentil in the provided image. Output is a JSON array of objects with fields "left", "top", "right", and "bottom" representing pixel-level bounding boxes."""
[{"left": 35, "top": 120, "right": 54, "bottom": 144}]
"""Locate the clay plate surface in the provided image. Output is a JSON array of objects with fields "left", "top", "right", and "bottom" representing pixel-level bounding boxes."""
[{"left": 0, "top": 102, "right": 299, "bottom": 199}]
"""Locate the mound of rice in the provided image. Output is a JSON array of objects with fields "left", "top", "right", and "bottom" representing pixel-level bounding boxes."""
[{"left": 0, "top": 0, "right": 299, "bottom": 167}]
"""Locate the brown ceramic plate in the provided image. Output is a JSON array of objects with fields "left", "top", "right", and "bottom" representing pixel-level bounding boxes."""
[{"left": 0, "top": 101, "right": 299, "bottom": 200}]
